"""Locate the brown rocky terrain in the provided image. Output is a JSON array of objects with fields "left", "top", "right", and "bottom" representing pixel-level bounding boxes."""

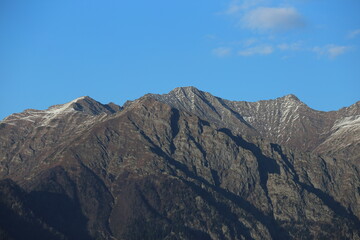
[{"left": 0, "top": 87, "right": 359, "bottom": 239}]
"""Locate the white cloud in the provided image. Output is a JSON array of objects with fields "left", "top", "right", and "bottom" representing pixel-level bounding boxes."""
[
  {"left": 212, "top": 47, "right": 232, "bottom": 57},
  {"left": 224, "top": 0, "right": 265, "bottom": 14},
  {"left": 348, "top": 29, "right": 360, "bottom": 39},
  {"left": 238, "top": 45, "right": 274, "bottom": 56},
  {"left": 242, "top": 7, "right": 305, "bottom": 32},
  {"left": 313, "top": 45, "right": 351, "bottom": 59}
]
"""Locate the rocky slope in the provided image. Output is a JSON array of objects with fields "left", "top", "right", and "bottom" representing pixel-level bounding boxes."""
[
  {"left": 0, "top": 87, "right": 359, "bottom": 240},
  {"left": 149, "top": 87, "right": 360, "bottom": 156}
]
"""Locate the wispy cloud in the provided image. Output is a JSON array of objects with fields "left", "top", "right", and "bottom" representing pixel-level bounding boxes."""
[
  {"left": 243, "top": 38, "right": 258, "bottom": 47},
  {"left": 348, "top": 29, "right": 360, "bottom": 39},
  {"left": 313, "top": 45, "right": 351, "bottom": 59},
  {"left": 277, "top": 42, "right": 303, "bottom": 51},
  {"left": 224, "top": 0, "right": 265, "bottom": 14},
  {"left": 242, "top": 7, "right": 305, "bottom": 32},
  {"left": 225, "top": 3, "right": 242, "bottom": 15},
  {"left": 238, "top": 45, "right": 274, "bottom": 56},
  {"left": 212, "top": 47, "right": 232, "bottom": 57}
]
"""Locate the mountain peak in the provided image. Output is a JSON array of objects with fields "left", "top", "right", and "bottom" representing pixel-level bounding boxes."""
[
  {"left": 69, "top": 96, "right": 121, "bottom": 115},
  {"left": 281, "top": 94, "right": 301, "bottom": 102},
  {"left": 73, "top": 96, "right": 90, "bottom": 102},
  {"left": 170, "top": 86, "right": 202, "bottom": 96},
  {"left": 46, "top": 96, "right": 104, "bottom": 115},
  {"left": 172, "top": 86, "right": 200, "bottom": 92},
  {"left": 2, "top": 96, "right": 120, "bottom": 126}
]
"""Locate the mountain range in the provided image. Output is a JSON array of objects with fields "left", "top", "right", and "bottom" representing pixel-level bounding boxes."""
[{"left": 0, "top": 87, "right": 359, "bottom": 240}]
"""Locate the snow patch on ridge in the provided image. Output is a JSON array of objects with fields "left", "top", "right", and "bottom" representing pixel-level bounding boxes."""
[
  {"left": 330, "top": 115, "right": 360, "bottom": 141},
  {"left": 332, "top": 115, "right": 360, "bottom": 130},
  {"left": 40, "top": 99, "right": 78, "bottom": 126},
  {"left": 2, "top": 97, "right": 88, "bottom": 126},
  {"left": 319, "top": 115, "right": 360, "bottom": 149}
]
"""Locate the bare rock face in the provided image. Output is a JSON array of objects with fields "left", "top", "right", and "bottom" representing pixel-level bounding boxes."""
[
  {"left": 149, "top": 87, "right": 360, "bottom": 156},
  {"left": 0, "top": 87, "right": 359, "bottom": 240}
]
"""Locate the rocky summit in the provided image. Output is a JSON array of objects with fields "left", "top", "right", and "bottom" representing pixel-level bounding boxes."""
[{"left": 0, "top": 87, "right": 359, "bottom": 240}]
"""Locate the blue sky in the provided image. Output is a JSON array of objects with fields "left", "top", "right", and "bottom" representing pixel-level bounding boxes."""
[{"left": 1, "top": 0, "right": 359, "bottom": 120}]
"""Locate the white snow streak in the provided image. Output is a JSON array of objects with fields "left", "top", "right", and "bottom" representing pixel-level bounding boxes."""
[{"left": 2, "top": 97, "right": 87, "bottom": 126}]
